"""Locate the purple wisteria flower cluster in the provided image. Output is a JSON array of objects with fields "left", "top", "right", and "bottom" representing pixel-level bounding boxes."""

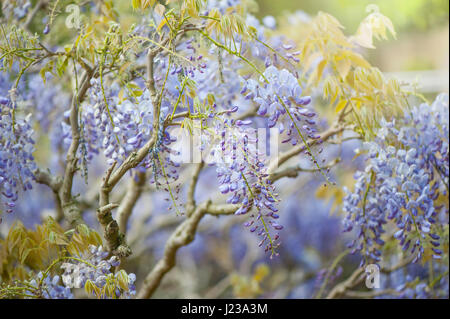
[
  {"left": 343, "top": 94, "right": 449, "bottom": 265},
  {"left": 24, "top": 73, "right": 70, "bottom": 132},
  {"left": 0, "top": 90, "right": 37, "bottom": 219},
  {"left": 74, "top": 79, "right": 160, "bottom": 166},
  {"left": 240, "top": 65, "right": 318, "bottom": 146},
  {"left": 189, "top": 53, "right": 242, "bottom": 110},
  {"left": 145, "top": 114, "right": 183, "bottom": 213},
  {"left": 209, "top": 118, "right": 282, "bottom": 257},
  {"left": 27, "top": 272, "right": 74, "bottom": 299},
  {"left": 61, "top": 245, "right": 136, "bottom": 299},
  {"left": 377, "top": 255, "right": 449, "bottom": 299},
  {"left": 172, "top": 38, "right": 208, "bottom": 79}
]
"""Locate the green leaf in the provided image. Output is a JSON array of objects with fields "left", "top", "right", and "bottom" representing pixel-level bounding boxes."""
[
  {"left": 76, "top": 224, "right": 90, "bottom": 237},
  {"left": 20, "top": 248, "right": 32, "bottom": 264},
  {"left": 116, "top": 270, "right": 129, "bottom": 290},
  {"left": 56, "top": 56, "right": 69, "bottom": 77},
  {"left": 85, "top": 279, "right": 95, "bottom": 295}
]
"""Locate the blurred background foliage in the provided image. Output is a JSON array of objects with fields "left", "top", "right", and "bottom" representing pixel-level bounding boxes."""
[
  {"left": 257, "top": 0, "right": 449, "bottom": 75},
  {"left": 11, "top": 0, "right": 450, "bottom": 75},
  {"left": 257, "top": 0, "right": 448, "bottom": 33}
]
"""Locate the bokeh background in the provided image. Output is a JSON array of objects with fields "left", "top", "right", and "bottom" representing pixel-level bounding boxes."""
[{"left": 256, "top": 0, "right": 449, "bottom": 94}]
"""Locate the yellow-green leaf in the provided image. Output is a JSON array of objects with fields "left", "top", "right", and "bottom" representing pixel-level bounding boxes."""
[{"left": 335, "top": 99, "right": 347, "bottom": 113}]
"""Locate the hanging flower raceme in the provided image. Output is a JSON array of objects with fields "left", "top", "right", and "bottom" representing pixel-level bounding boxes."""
[
  {"left": 24, "top": 73, "right": 70, "bottom": 132},
  {"left": 240, "top": 66, "right": 317, "bottom": 145},
  {"left": 208, "top": 117, "right": 282, "bottom": 257},
  {"left": 343, "top": 94, "right": 449, "bottom": 266},
  {"left": 145, "top": 112, "right": 183, "bottom": 214},
  {"left": 76, "top": 79, "right": 158, "bottom": 166},
  {"left": 0, "top": 90, "right": 37, "bottom": 220}
]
